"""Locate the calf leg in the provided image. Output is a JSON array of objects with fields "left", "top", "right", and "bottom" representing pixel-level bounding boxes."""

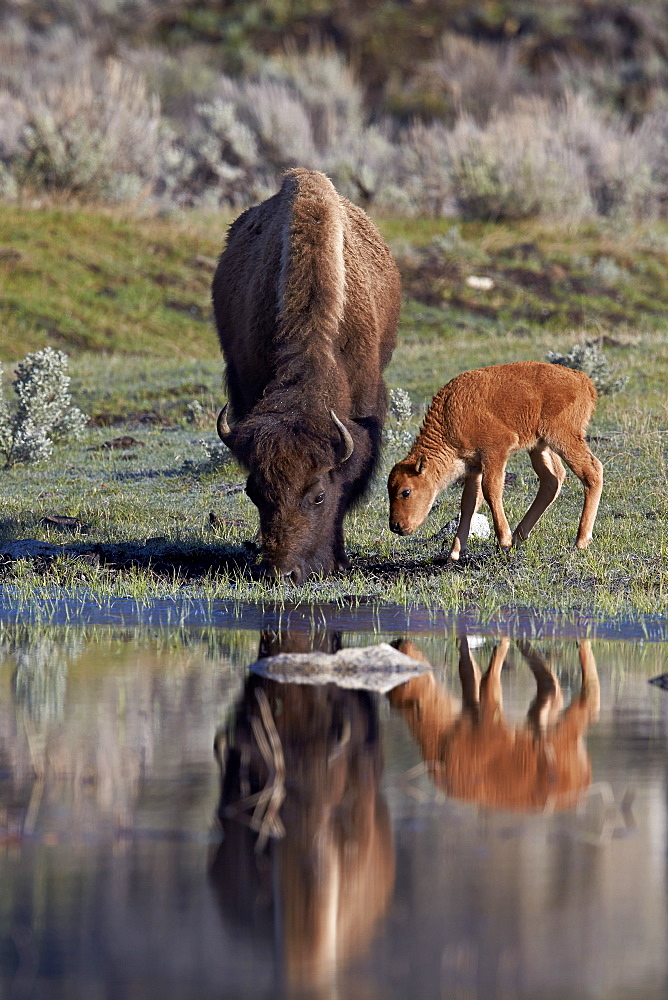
[
  {"left": 449, "top": 472, "right": 483, "bottom": 561},
  {"left": 561, "top": 640, "right": 600, "bottom": 728},
  {"left": 577, "top": 639, "right": 600, "bottom": 720},
  {"left": 480, "top": 453, "right": 513, "bottom": 550},
  {"left": 554, "top": 436, "right": 603, "bottom": 548},
  {"left": 513, "top": 445, "right": 567, "bottom": 545},
  {"left": 516, "top": 639, "right": 563, "bottom": 732},
  {"left": 478, "top": 638, "right": 511, "bottom": 724},
  {"left": 545, "top": 640, "right": 600, "bottom": 742},
  {"left": 457, "top": 635, "right": 483, "bottom": 711}
]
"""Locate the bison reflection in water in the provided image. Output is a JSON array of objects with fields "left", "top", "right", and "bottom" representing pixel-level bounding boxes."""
[
  {"left": 389, "top": 636, "right": 600, "bottom": 811},
  {"left": 209, "top": 633, "right": 395, "bottom": 991},
  {"left": 212, "top": 168, "right": 401, "bottom": 582}
]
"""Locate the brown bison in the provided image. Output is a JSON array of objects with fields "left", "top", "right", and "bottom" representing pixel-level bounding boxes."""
[
  {"left": 388, "top": 361, "right": 603, "bottom": 560},
  {"left": 213, "top": 168, "right": 401, "bottom": 582},
  {"left": 210, "top": 669, "right": 394, "bottom": 991},
  {"left": 389, "top": 636, "right": 600, "bottom": 812}
]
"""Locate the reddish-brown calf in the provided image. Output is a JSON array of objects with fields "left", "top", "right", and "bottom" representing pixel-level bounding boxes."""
[
  {"left": 388, "top": 636, "right": 600, "bottom": 812},
  {"left": 388, "top": 361, "right": 603, "bottom": 560}
]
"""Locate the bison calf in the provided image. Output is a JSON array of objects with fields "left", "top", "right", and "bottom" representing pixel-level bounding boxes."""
[
  {"left": 388, "top": 636, "right": 600, "bottom": 812},
  {"left": 213, "top": 169, "right": 400, "bottom": 582},
  {"left": 388, "top": 361, "right": 603, "bottom": 560}
]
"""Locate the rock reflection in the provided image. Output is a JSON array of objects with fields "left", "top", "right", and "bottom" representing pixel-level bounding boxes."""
[
  {"left": 389, "top": 636, "right": 600, "bottom": 811},
  {"left": 210, "top": 631, "right": 395, "bottom": 993}
]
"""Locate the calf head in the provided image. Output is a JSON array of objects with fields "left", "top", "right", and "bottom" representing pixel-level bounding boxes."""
[
  {"left": 387, "top": 455, "right": 440, "bottom": 536},
  {"left": 218, "top": 406, "right": 359, "bottom": 582}
]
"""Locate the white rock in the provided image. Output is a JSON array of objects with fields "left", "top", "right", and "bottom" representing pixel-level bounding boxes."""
[
  {"left": 443, "top": 513, "right": 491, "bottom": 540},
  {"left": 465, "top": 636, "right": 487, "bottom": 649},
  {"left": 466, "top": 275, "right": 494, "bottom": 290},
  {"left": 249, "top": 642, "right": 431, "bottom": 693}
]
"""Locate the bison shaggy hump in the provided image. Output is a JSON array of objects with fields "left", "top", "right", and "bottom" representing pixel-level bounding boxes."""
[{"left": 213, "top": 169, "right": 401, "bottom": 583}]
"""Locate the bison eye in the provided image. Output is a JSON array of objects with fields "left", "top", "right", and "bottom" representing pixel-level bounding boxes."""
[
  {"left": 401, "top": 488, "right": 412, "bottom": 499},
  {"left": 313, "top": 491, "right": 325, "bottom": 505}
]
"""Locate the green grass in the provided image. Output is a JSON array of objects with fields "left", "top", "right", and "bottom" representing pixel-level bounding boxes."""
[
  {"left": 1, "top": 204, "right": 667, "bottom": 620},
  {"left": 0, "top": 205, "right": 228, "bottom": 359}
]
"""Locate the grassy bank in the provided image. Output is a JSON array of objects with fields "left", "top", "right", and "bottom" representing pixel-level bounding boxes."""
[{"left": 0, "top": 205, "right": 667, "bottom": 619}]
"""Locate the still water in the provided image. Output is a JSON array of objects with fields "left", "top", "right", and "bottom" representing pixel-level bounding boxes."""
[{"left": 0, "top": 608, "right": 666, "bottom": 1000}]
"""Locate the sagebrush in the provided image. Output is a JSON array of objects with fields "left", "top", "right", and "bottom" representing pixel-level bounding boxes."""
[
  {"left": 2, "top": 21, "right": 668, "bottom": 222},
  {"left": 546, "top": 341, "right": 628, "bottom": 396},
  {"left": 0, "top": 347, "right": 89, "bottom": 467}
]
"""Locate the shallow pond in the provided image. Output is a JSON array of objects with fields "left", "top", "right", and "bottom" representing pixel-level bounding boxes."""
[{"left": 0, "top": 605, "right": 666, "bottom": 1000}]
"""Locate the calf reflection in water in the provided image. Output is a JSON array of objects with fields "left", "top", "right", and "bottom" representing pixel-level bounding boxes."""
[
  {"left": 389, "top": 637, "right": 600, "bottom": 811},
  {"left": 209, "top": 650, "right": 395, "bottom": 991}
]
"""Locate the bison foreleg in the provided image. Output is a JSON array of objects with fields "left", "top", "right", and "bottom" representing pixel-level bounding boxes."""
[{"left": 333, "top": 509, "right": 350, "bottom": 571}]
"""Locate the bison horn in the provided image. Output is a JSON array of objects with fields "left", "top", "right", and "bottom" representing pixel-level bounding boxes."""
[
  {"left": 217, "top": 403, "right": 232, "bottom": 441},
  {"left": 330, "top": 410, "right": 354, "bottom": 462}
]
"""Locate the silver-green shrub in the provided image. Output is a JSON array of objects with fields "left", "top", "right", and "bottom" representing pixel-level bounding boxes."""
[
  {"left": 383, "top": 388, "right": 417, "bottom": 457},
  {"left": 156, "top": 88, "right": 279, "bottom": 209},
  {"left": 391, "top": 120, "right": 455, "bottom": 217},
  {"left": 446, "top": 98, "right": 594, "bottom": 222},
  {"left": 546, "top": 341, "right": 628, "bottom": 395},
  {"left": 2, "top": 30, "right": 668, "bottom": 223},
  {"left": 0, "top": 347, "right": 89, "bottom": 467},
  {"left": 559, "top": 92, "right": 658, "bottom": 221},
  {"left": 185, "top": 400, "right": 208, "bottom": 427},
  {"left": 155, "top": 49, "right": 382, "bottom": 210},
  {"left": 12, "top": 56, "right": 160, "bottom": 201},
  {"left": 440, "top": 92, "right": 661, "bottom": 223},
  {"left": 0, "top": 162, "right": 17, "bottom": 199}
]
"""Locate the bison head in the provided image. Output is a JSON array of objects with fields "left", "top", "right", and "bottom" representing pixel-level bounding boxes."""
[
  {"left": 387, "top": 455, "right": 441, "bottom": 536},
  {"left": 218, "top": 406, "right": 362, "bottom": 582}
]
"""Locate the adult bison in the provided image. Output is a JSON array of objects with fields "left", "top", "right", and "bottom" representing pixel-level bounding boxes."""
[
  {"left": 212, "top": 168, "right": 401, "bottom": 582},
  {"left": 210, "top": 669, "right": 394, "bottom": 991}
]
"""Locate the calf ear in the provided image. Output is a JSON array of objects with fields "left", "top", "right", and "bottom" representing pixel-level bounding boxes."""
[{"left": 415, "top": 454, "right": 428, "bottom": 475}]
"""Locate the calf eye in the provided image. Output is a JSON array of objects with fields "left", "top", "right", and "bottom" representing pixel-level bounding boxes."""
[
  {"left": 314, "top": 491, "right": 325, "bottom": 505},
  {"left": 401, "top": 488, "right": 412, "bottom": 499}
]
